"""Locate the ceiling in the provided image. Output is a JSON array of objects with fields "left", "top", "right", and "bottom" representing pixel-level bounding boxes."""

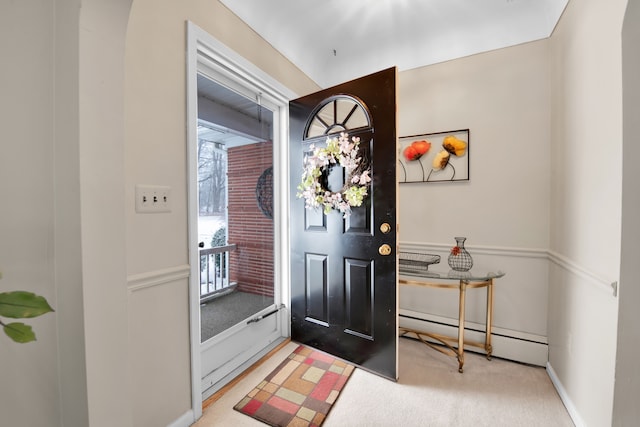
[{"left": 220, "top": 0, "right": 568, "bottom": 88}]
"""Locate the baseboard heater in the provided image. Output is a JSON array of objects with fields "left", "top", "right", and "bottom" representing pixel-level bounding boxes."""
[{"left": 399, "top": 310, "right": 548, "bottom": 367}]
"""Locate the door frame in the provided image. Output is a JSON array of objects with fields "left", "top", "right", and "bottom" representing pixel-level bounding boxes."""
[{"left": 186, "top": 21, "right": 296, "bottom": 419}]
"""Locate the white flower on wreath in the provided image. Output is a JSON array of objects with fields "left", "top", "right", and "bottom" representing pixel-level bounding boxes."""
[{"left": 296, "top": 132, "right": 372, "bottom": 217}]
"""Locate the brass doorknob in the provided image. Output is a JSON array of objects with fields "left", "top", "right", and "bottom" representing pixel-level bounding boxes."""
[
  {"left": 379, "top": 244, "right": 392, "bottom": 256},
  {"left": 380, "top": 222, "right": 391, "bottom": 234}
]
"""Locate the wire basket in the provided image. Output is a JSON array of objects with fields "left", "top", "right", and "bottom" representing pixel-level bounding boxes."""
[{"left": 399, "top": 252, "right": 441, "bottom": 273}]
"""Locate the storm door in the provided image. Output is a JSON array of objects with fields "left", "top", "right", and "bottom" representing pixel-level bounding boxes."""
[{"left": 187, "top": 22, "right": 297, "bottom": 418}]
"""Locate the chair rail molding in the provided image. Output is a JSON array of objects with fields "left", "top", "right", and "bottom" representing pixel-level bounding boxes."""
[
  {"left": 401, "top": 240, "right": 548, "bottom": 259},
  {"left": 127, "top": 264, "right": 190, "bottom": 293},
  {"left": 547, "top": 250, "right": 617, "bottom": 297},
  {"left": 400, "top": 241, "right": 617, "bottom": 297}
]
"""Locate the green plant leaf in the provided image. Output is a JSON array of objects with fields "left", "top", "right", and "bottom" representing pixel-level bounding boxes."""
[
  {"left": 3, "top": 322, "right": 36, "bottom": 343},
  {"left": 0, "top": 291, "right": 54, "bottom": 319}
]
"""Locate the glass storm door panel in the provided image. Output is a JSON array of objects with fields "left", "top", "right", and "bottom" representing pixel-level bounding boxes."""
[{"left": 196, "top": 74, "right": 278, "bottom": 398}]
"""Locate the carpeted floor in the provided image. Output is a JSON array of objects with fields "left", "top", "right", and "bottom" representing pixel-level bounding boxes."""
[{"left": 195, "top": 338, "right": 574, "bottom": 426}]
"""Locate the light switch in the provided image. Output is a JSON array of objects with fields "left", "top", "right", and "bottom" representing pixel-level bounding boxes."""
[{"left": 135, "top": 185, "right": 171, "bottom": 213}]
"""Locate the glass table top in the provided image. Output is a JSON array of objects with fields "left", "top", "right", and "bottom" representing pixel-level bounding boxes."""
[{"left": 399, "top": 267, "right": 506, "bottom": 281}]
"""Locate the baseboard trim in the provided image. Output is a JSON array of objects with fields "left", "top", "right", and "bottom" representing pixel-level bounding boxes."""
[
  {"left": 547, "top": 362, "right": 585, "bottom": 427},
  {"left": 167, "top": 409, "right": 194, "bottom": 427},
  {"left": 399, "top": 311, "right": 548, "bottom": 366}
]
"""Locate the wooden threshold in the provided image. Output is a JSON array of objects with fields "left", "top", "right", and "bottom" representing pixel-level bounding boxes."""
[{"left": 202, "top": 338, "right": 292, "bottom": 411}]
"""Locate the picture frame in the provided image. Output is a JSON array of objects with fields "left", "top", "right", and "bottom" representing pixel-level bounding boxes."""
[{"left": 398, "top": 129, "right": 469, "bottom": 183}]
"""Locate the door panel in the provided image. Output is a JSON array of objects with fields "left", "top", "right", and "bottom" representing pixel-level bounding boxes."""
[
  {"left": 289, "top": 67, "right": 398, "bottom": 380},
  {"left": 344, "top": 257, "right": 374, "bottom": 339},
  {"left": 305, "top": 253, "right": 328, "bottom": 325}
]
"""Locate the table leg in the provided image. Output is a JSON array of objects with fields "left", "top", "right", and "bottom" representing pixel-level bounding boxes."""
[
  {"left": 457, "top": 280, "right": 467, "bottom": 373},
  {"left": 485, "top": 279, "right": 494, "bottom": 360}
]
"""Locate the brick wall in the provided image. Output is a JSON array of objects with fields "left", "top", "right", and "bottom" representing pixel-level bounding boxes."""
[{"left": 227, "top": 141, "right": 274, "bottom": 297}]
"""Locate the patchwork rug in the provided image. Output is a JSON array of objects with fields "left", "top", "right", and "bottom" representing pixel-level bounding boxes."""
[{"left": 234, "top": 344, "right": 355, "bottom": 426}]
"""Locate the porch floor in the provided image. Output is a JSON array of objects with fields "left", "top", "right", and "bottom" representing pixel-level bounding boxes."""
[{"left": 200, "top": 291, "right": 272, "bottom": 342}]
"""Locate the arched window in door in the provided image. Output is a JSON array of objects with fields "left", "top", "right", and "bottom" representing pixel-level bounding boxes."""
[{"left": 305, "top": 95, "right": 372, "bottom": 139}]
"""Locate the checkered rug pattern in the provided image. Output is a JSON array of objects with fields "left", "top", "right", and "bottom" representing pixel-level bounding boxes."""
[{"left": 234, "top": 345, "right": 355, "bottom": 426}]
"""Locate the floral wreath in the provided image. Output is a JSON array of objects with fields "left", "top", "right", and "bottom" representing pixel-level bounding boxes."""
[{"left": 297, "top": 132, "right": 371, "bottom": 217}]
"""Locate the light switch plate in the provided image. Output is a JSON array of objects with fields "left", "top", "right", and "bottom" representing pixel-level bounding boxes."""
[{"left": 135, "top": 185, "right": 171, "bottom": 213}]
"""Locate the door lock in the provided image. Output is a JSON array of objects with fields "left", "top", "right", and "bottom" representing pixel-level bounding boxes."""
[
  {"left": 380, "top": 222, "right": 392, "bottom": 234},
  {"left": 378, "top": 244, "right": 392, "bottom": 256}
]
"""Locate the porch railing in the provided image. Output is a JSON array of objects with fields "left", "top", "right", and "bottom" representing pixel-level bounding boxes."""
[{"left": 200, "top": 243, "right": 237, "bottom": 302}]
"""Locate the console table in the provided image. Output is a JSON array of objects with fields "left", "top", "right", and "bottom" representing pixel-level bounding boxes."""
[{"left": 399, "top": 268, "right": 505, "bottom": 373}]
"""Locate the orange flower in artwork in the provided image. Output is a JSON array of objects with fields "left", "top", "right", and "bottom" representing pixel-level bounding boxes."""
[
  {"left": 403, "top": 140, "right": 431, "bottom": 161},
  {"left": 450, "top": 246, "right": 460, "bottom": 256}
]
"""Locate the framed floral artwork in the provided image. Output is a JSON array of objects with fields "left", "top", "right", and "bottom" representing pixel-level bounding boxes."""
[{"left": 398, "top": 129, "right": 469, "bottom": 183}]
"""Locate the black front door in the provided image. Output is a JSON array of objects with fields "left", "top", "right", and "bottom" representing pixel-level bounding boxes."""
[{"left": 289, "top": 67, "right": 398, "bottom": 380}]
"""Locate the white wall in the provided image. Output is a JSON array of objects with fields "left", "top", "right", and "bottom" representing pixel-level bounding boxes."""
[
  {"left": 398, "top": 40, "right": 552, "bottom": 364},
  {"left": 78, "top": 2, "right": 134, "bottom": 426},
  {"left": 55, "top": 0, "right": 90, "bottom": 425},
  {"left": 614, "top": 1, "right": 640, "bottom": 425},
  {"left": 547, "top": 0, "right": 626, "bottom": 426},
  {"left": 0, "top": 2, "right": 62, "bottom": 426},
  {"left": 1, "top": 0, "right": 317, "bottom": 426},
  {"left": 398, "top": 3, "right": 630, "bottom": 425},
  {"left": 124, "top": 1, "right": 318, "bottom": 425},
  {"left": 399, "top": 40, "right": 551, "bottom": 249}
]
